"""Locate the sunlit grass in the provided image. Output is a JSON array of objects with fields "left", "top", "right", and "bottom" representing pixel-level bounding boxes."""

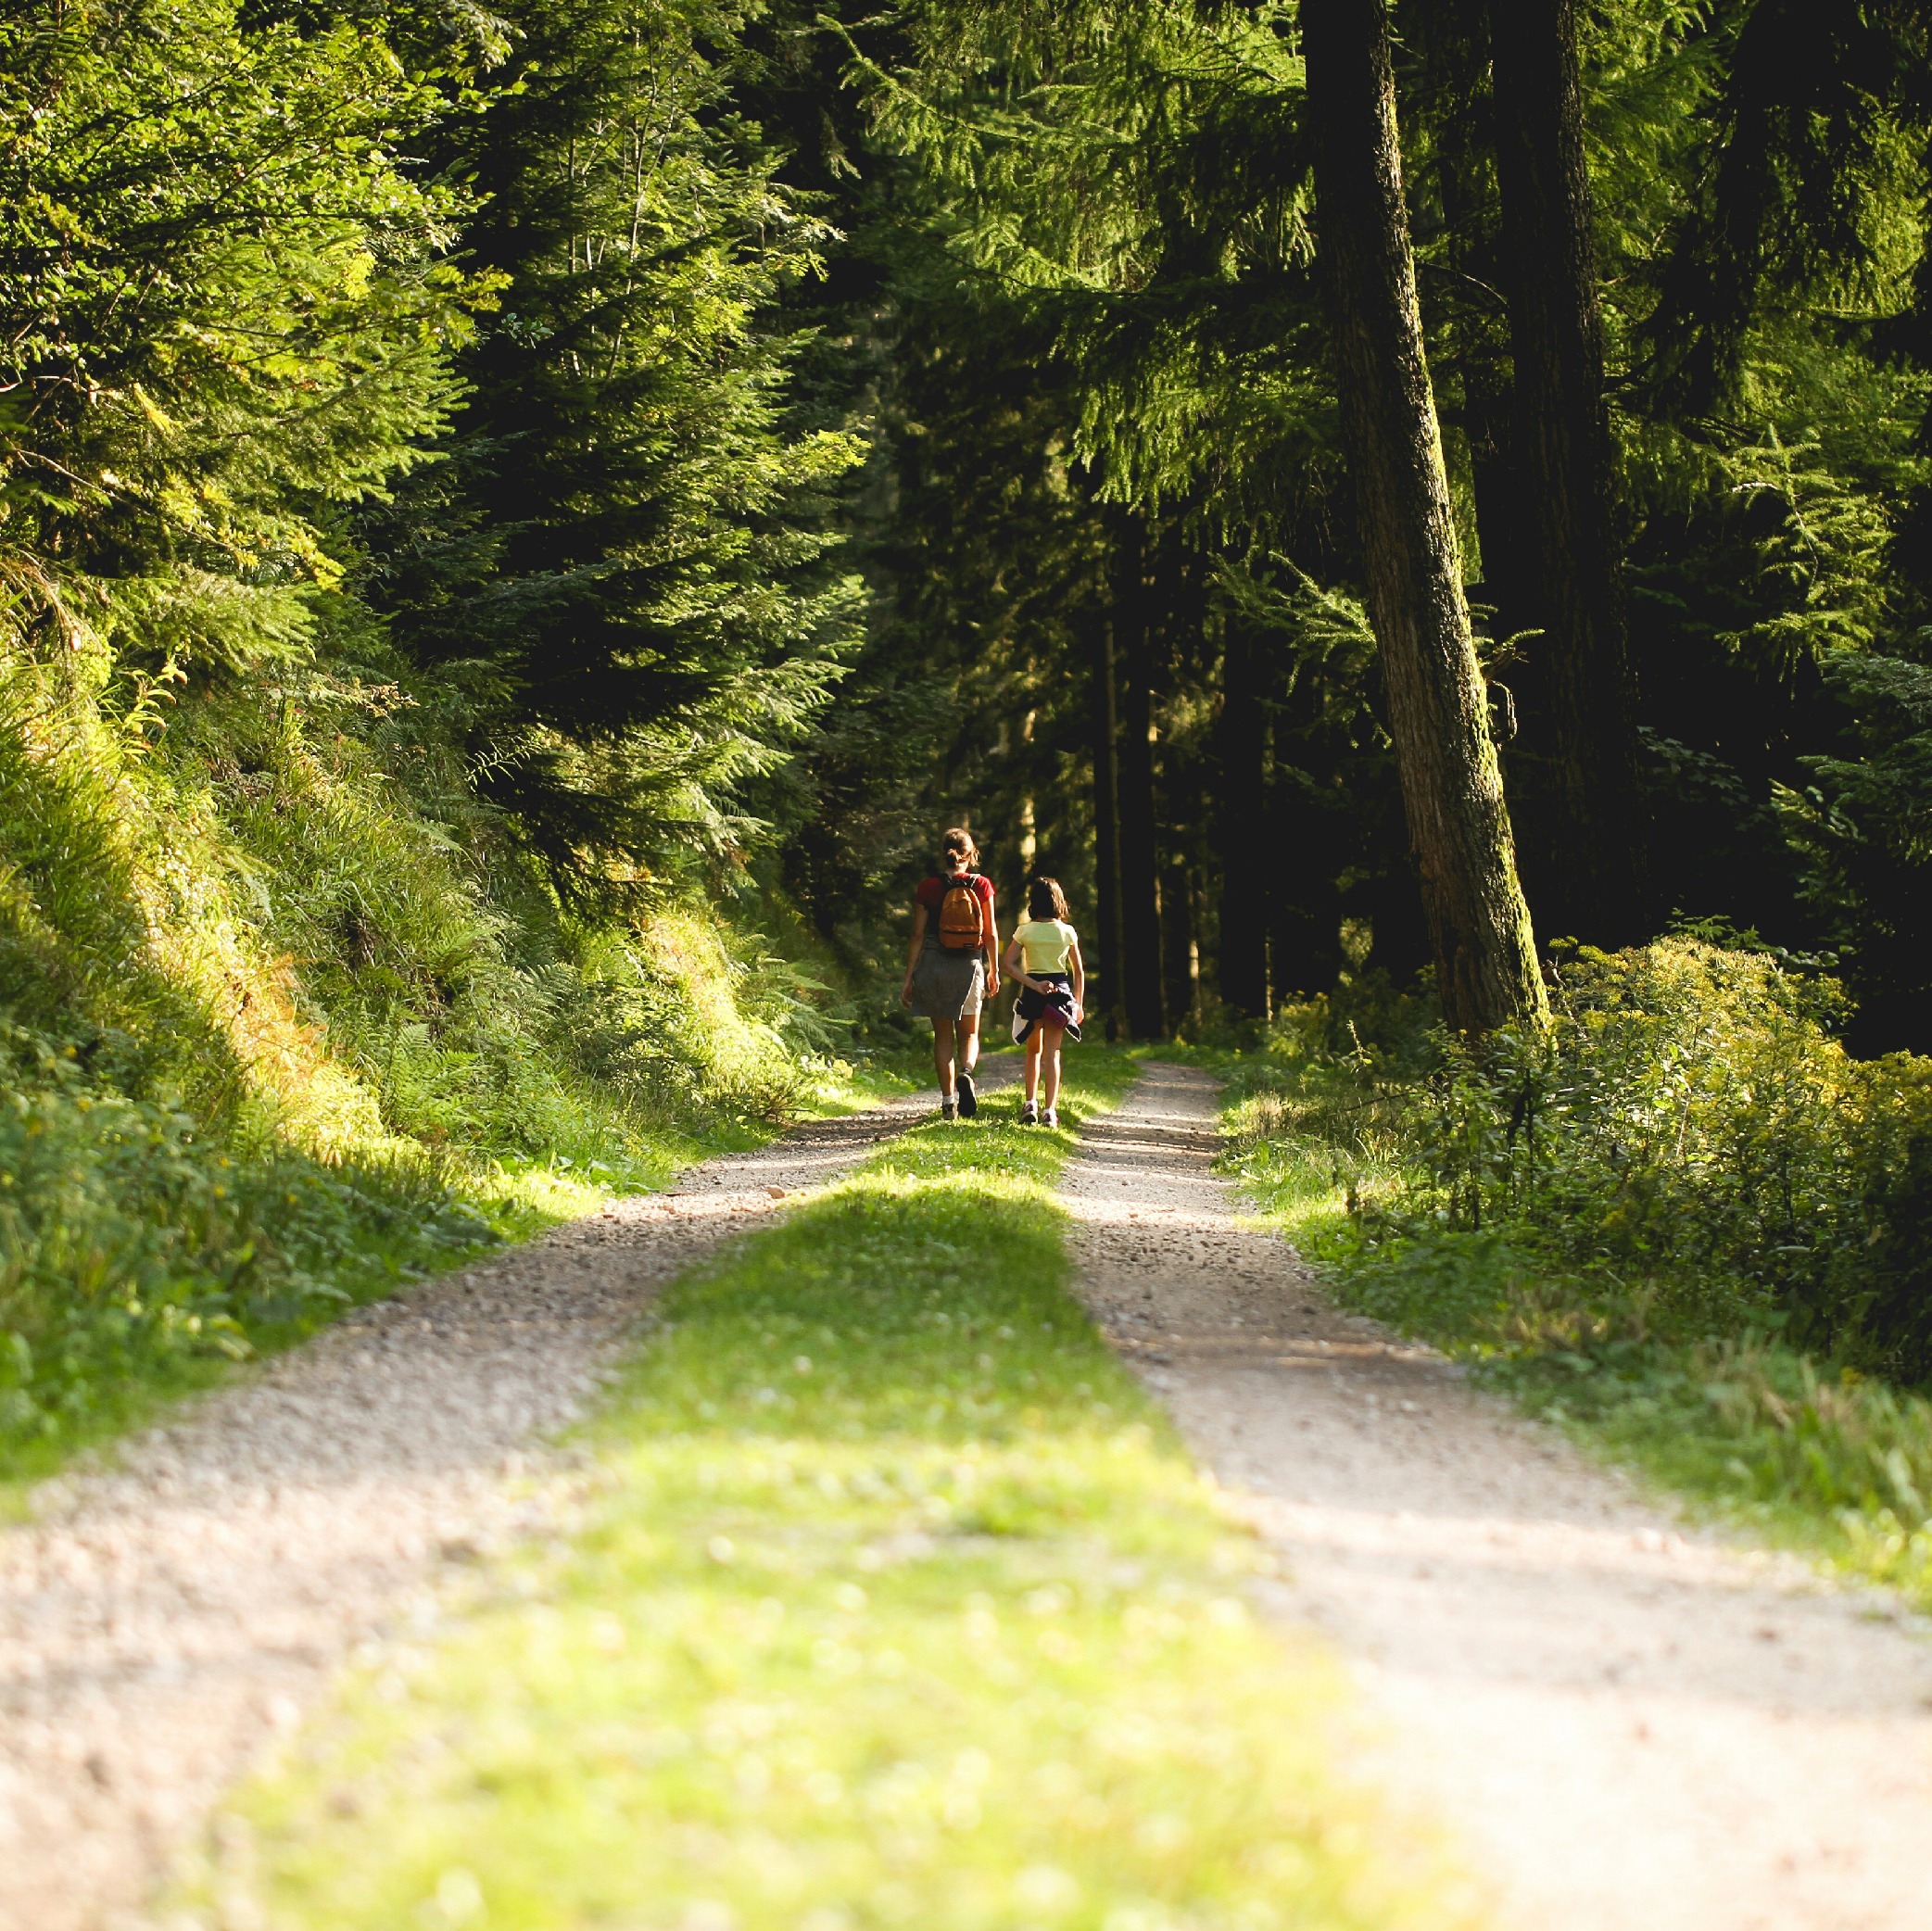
[
  {"left": 461, "top": 1054, "right": 924, "bottom": 1245},
  {"left": 0, "top": 1055, "right": 916, "bottom": 1508},
  {"left": 183, "top": 1051, "right": 1475, "bottom": 1931},
  {"left": 1220, "top": 1096, "right": 1932, "bottom": 1617}
]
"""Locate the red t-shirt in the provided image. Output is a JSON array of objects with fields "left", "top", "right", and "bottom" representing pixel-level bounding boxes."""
[
  {"left": 915, "top": 872, "right": 995, "bottom": 914},
  {"left": 917, "top": 873, "right": 995, "bottom": 952}
]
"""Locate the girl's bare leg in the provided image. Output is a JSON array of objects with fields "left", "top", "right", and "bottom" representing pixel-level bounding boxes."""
[
  {"left": 959, "top": 1014, "right": 981, "bottom": 1077},
  {"left": 1024, "top": 1028, "right": 1044, "bottom": 1102},
  {"left": 932, "top": 1016, "right": 957, "bottom": 1096},
  {"left": 1041, "top": 1021, "right": 1067, "bottom": 1111}
]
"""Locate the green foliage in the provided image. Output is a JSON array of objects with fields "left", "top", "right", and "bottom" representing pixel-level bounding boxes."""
[
  {"left": 0, "top": 0, "right": 471, "bottom": 669},
  {"left": 0, "top": 663, "right": 876, "bottom": 1468},
  {"left": 369, "top": 0, "right": 866, "bottom": 886},
  {"left": 1234, "top": 940, "right": 1932, "bottom": 1364},
  {"left": 1220, "top": 938, "right": 1932, "bottom": 1607},
  {"left": 0, "top": 1020, "right": 491, "bottom": 1470},
  {"left": 0, "top": 0, "right": 891, "bottom": 1476}
]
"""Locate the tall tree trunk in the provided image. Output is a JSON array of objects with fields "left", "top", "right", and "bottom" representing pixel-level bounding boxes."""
[
  {"left": 1216, "top": 617, "right": 1271, "bottom": 1018},
  {"left": 1429, "top": 0, "right": 1527, "bottom": 639},
  {"left": 1160, "top": 860, "right": 1196, "bottom": 1033},
  {"left": 1489, "top": 0, "right": 1646, "bottom": 946},
  {"left": 1303, "top": 0, "right": 1547, "bottom": 1034},
  {"left": 1088, "top": 610, "right": 1126, "bottom": 1037},
  {"left": 1112, "top": 514, "right": 1168, "bottom": 1040}
]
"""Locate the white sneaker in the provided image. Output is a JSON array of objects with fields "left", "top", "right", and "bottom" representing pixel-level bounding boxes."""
[
  {"left": 1042, "top": 1106, "right": 1059, "bottom": 1129},
  {"left": 1020, "top": 1100, "right": 1038, "bottom": 1126}
]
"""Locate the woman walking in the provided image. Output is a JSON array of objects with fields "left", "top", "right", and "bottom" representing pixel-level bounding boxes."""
[
  {"left": 1004, "top": 877, "right": 1083, "bottom": 1127},
  {"left": 900, "top": 828, "right": 1001, "bottom": 1119}
]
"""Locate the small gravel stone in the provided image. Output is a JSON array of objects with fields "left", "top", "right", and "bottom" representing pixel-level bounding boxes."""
[
  {"left": 0, "top": 1076, "right": 1004, "bottom": 1931},
  {"left": 1067, "top": 1062, "right": 1932, "bottom": 1931}
]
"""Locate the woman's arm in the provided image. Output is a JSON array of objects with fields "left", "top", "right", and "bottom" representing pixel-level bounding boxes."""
[
  {"left": 1068, "top": 938, "right": 1085, "bottom": 1020},
  {"left": 984, "top": 893, "right": 1001, "bottom": 996},
  {"left": 900, "top": 903, "right": 928, "bottom": 1005}
]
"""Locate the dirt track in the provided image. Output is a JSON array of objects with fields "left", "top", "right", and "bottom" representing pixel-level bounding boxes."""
[
  {"left": 11, "top": 1054, "right": 1931, "bottom": 1931},
  {"left": 1065, "top": 1060, "right": 1932, "bottom": 1931},
  {"left": 0, "top": 1075, "right": 1014, "bottom": 1931}
]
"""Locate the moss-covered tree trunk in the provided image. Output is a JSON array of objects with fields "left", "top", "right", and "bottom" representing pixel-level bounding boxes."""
[
  {"left": 1303, "top": 0, "right": 1547, "bottom": 1034},
  {"left": 1489, "top": 0, "right": 1646, "bottom": 947}
]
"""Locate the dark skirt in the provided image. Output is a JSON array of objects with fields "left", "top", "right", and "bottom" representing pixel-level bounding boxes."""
[
  {"left": 1013, "top": 971, "right": 1080, "bottom": 1043},
  {"left": 909, "top": 945, "right": 985, "bottom": 1021}
]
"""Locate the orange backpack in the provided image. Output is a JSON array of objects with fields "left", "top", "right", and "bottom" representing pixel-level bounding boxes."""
[{"left": 935, "top": 872, "right": 989, "bottom": 951}]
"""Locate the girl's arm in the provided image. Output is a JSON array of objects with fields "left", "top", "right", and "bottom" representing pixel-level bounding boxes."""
[
  {"left": 985, "top": 894, "right": 1002, "bottom": 996},
  {"left": 1004, "top": 934, "right": 1054, "bottom": 997},
  {"left": 1069, "top": 938, "right": 1085, "bottom": 1021},
  {"left": 900, "top": 903, "right": 928, "bottom": 1005}
]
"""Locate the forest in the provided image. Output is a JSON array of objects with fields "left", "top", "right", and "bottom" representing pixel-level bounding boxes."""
[
  {"left": 9, "top": 3, "right": 1932, "bottom": 1925},
  {"left": 4, "top": 0, "right": 1932, "bottom": 1545}
]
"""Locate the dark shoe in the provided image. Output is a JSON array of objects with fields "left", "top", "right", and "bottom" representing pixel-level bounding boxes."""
[
  {"left": 941, "top": 1095, "right": 958, "bottom": 1121},
  {"left": 1020, "top": 1099, "right": 1039, "bottom": 1126},
  {"left": 957, "top": 1068, "right": 978, "bottom": 1118}
]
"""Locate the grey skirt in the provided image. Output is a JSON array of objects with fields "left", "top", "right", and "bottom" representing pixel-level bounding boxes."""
[{"left": 909, "top": 946, "right": 986, "bottom": 1022}]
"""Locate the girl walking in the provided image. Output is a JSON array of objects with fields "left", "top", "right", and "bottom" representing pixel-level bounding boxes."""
[
  {"left": 900, "top": 828, "right": 1001, "bottom": 1119},
  {"left": 1004, "top": 877, "right": 1083, "bottom": 1127}
]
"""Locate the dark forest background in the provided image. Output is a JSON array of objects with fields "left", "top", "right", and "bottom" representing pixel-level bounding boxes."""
[
  {"left": 8, "top": 0, "right": 1930, "bottom": 1051},
  {"left": 775, "top": 0, "right": 1932, "bottom": 1056}
]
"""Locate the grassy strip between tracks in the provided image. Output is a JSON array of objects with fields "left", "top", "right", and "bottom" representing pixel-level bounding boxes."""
[{"left": 180, "top": 1048, "right": 1473, "bottom": 1931}]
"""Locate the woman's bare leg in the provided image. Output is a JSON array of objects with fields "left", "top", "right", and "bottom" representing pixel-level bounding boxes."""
[
  {"left": 932, "top": 1016, "right": 957, "bottom": 1096},
  {"left": 958, "top": 1014, "right": 981, "bottom": 1078},
  {"left": 1024, "top": 1028, "right": 1044, "bottom": 1102},
  {"left": 1040, "top": 1020, "right": 1067, "bottom": 1112}
]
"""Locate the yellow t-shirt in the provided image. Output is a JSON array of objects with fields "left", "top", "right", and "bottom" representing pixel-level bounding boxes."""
[{"left": 1013, "top": 918, "right": 1077, "bottom": 974}]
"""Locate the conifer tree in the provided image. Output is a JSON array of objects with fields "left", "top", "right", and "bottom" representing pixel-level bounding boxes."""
[
  {"left": 0, "top": 0, "right": 470, "bottom": 671},
  {"left": 1303, "top": 0, "right": 1546, "bottom": 1031},
  {"left": 365, "top": 0, "right": 865, "bottom": 888}
]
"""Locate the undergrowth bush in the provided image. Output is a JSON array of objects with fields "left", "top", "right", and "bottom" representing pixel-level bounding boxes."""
[
  {"left": 1222, "top": 938, "right": 1932, "bottom": 1602},
  {"left": 1231, "top": 939, "right": 1932, "bottom": 1371},
  {"left": 0, "top": 1022, "right": 491, "bottom": 1458},
  {"left": 0, "top": 659, "right": 862, "bottom": 1470}
]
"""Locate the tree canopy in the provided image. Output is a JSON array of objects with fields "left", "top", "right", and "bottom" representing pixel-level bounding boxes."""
[{"left": 1, "top": 0, "right": 1929, "bottom": 1041}]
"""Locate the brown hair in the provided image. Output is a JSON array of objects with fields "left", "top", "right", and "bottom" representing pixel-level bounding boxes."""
[
  {"left": 941, "top": 827, "right": 979, "bottom": 870},
  {"left": 1029, "top": 877, "right": 1068, "bottom": 921}
]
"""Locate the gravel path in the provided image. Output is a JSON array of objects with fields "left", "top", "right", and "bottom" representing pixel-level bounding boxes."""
[
  {"left": 1064, "top": 1061, "right": 1932, "bottom": 1931},
  {"left": 0, "top": 1075, "right": 1001, "bottom": 1931}
]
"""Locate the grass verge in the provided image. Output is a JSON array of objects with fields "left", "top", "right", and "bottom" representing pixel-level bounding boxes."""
[
  {"left": 180, "top": 1048, "right": 1472, "bottom": 1931},
  {"left": 1221, "top": 1091, "right": 1932, "bottom": 1615},
  {"left": 0, "top": 1052, "right": 917, "bottom": 1504}
]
